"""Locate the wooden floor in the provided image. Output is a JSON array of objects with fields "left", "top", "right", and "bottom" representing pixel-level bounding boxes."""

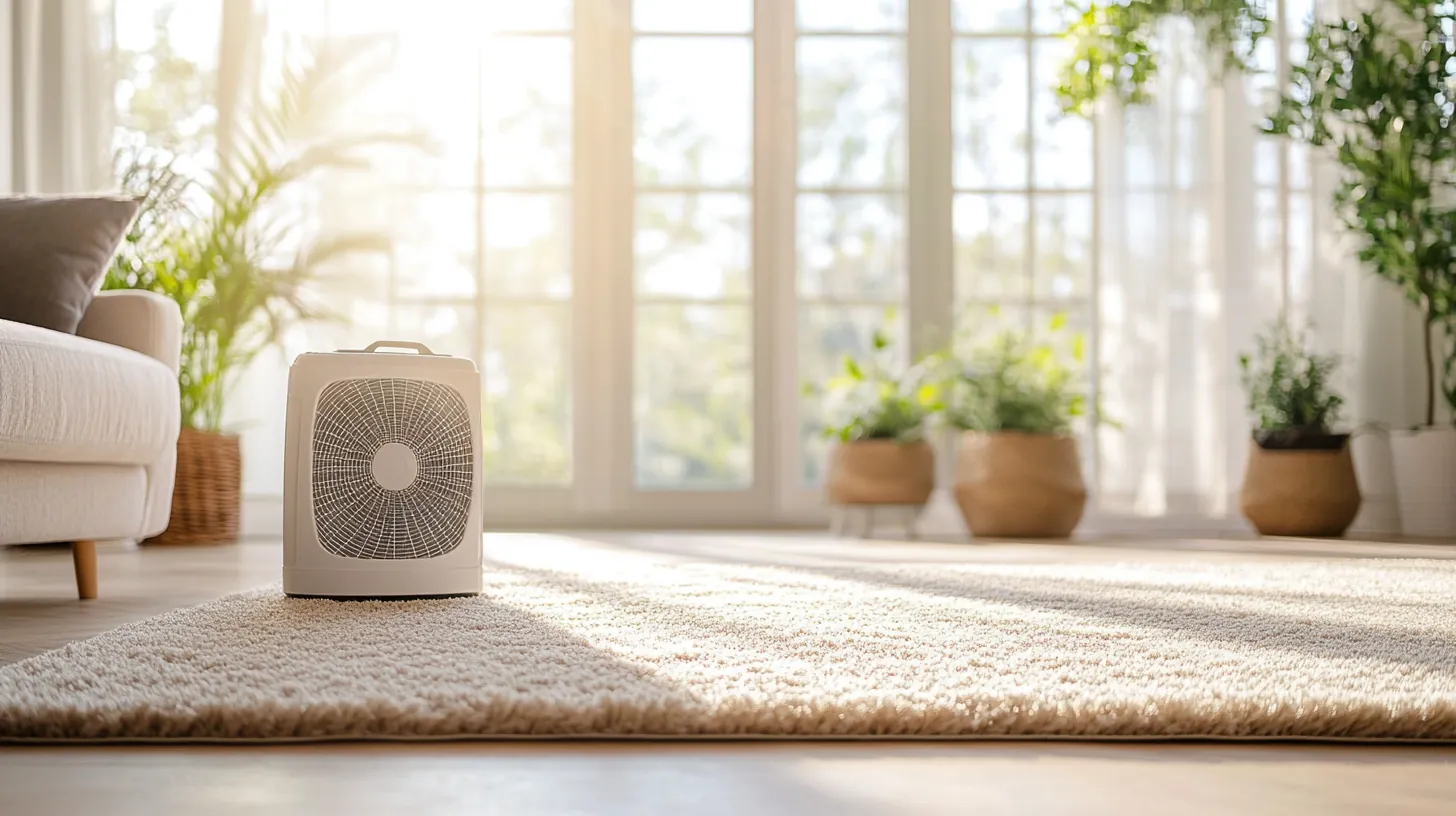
[{"left": 3, "top": 533, "right": 1456, "bottom": 815}]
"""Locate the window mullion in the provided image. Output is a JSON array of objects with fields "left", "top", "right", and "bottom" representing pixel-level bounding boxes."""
[
  {"left": 1276, "top": 0, "right": 1292, "bottom": 312},
  {"left": 571, "top": 0, "right": 627, "bottom": 515},
  {"left": 606, "top": 0, "right": 637, "bottom": 512},
  {"left": 1022, "top": 8, "right": 1036, "bottom": 325},
  {"left": 760, "top": 0, "right": 798, "bottom": 514},
  {"left": 473, "top": 46, "right": 488, "bottom": 377},
  {"left": 907, "top": 0, "right": 954, "bottom": 358}
]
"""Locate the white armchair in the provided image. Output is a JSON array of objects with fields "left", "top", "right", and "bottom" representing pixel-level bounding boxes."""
[{"left": 0, "top": 290, "right": 182, "bottom": 598}]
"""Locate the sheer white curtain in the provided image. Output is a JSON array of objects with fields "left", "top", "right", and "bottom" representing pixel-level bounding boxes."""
[
  {"left": 2, "top": 0, "right": 113, "bottom": 193},
  {"left": 1086, "top": 5, "right": 1426, "bottom": 535}
]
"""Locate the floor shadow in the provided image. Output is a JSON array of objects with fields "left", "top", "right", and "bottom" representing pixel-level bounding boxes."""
[
  {"left": 572, "top": 531, "right": 1456, "bottom": 571},
  {"left": 1076, "top": 537, "right": 1456, "bottom": 561},
  {"left": 796, "top": 567, "right": 1456, "bottom": 673},
  {"left": 0, "top": 589, "right": 707, "bottom": 740},
  {"left": 577, "top": 536, "right": 1456, "bottom": 675}
]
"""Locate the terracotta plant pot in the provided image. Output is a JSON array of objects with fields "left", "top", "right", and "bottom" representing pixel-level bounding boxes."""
[
  {"left": 145, "top": 427, "right": 242, "bottom": 546},
  {"left": 826, "top": 440, "right": 935, "bottom": 506},
  {"left": 1390, "top": 426, "right": 1456, "bottom": 539},
  {"left": 953, "top": 431, "right": 1086, "bottom": 538},
  {"left": 1239, "top": 433, "right": 1361, "bottom": 538}
]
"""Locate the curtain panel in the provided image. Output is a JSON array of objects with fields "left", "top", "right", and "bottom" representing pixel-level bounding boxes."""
[
  {"left": 1087, "top": 11, "right": 1429, "bottom": 536},
  {"left": 3, "top": 0, "right": 114, "bottom": 193}
]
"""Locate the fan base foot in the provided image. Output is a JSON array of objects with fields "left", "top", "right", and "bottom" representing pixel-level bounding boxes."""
[{"left": 284, "top": 565, "right": 483, "bottom": 599}]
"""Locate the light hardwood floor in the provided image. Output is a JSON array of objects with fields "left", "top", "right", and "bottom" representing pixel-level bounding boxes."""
[{"left": 3, "top": 533, "right": 1455, "bottom": 816}]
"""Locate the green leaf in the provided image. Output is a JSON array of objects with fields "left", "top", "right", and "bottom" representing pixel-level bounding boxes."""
[
  {"left": 1055, "top": 1, "right": 1273, "bottom": 117},
  {"left": 1259, "top": 4, "right": 1456, "bottom": 424}
]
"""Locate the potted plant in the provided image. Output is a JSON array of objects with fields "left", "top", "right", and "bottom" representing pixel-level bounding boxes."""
[
  {"left": 1265, "top": 2, "right": 1456, "bottom": 537},
  {"left": 807, "top": 330, "right": 939, "bottom": 527},
  {"left": 939, "top": 315, "right": 1090, "bottom": 538},
  {"left": 107, "top": 46, "right": 423, "bottom": 544},
  {"left": 1237, "top": 319, "right": 1361, "bottom": 537}
]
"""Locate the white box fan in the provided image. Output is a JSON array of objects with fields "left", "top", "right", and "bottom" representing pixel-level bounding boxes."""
[{"left": 283, "top": 340, "right": 483, "bottom": 599}]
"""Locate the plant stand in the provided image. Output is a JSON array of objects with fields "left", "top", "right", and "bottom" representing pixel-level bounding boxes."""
[{"left": 829, "top": 503, "right": 924, "bottom": 540}]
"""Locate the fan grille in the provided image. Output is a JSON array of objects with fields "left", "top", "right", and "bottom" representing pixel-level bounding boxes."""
[{"left": 311, "top": 377, "right": 474, "bottom": 559}]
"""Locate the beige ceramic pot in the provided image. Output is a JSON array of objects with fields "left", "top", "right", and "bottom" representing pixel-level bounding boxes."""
[
  {"left": 826, "top": 440, "right": 935, "bottom": 506},
  {"left": 954, "top": 431, "right": 1086, "bottom": 538},
  {"left": 1240, "top": 435, "right": 1361, "bottom": 538}
]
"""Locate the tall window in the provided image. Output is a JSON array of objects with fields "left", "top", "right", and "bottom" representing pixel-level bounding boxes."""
[
  {"left": 334, "top": 4, "right": 577, "bottom": 486},
  {"left": 953, "top": 0, "right": 1093, "bottom": 338},
  {"left": 950, "top": 0, "right": 1097, "bottom": 473},
  {"left": 795, "top": 1, "right": 908, "bottom": 486},
  {"left": 112, "top": 0, "right": 1322, "bottom": 529},
  {"left": 632, "top": 1, "right": 754, "bottom": 489}
]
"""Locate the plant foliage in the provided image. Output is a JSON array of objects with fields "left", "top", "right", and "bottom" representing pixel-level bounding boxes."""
[
  {"left": 1057, "top": 0, "right": 1272, "bottom": 117},
  {"left": 937, "top": 313, "right": 1090, "bottom": 435},
  {"left": 1238, "top": 318, "right": 1344, "bottom": 435},
  {"left": 1264, "top": 1, "right": 1456, "bottom": 426},
  {"left": 806, "top": 329, "right": 939, "bottom": 443},
  {"left": 107, "top": 42, "right": 428, "bottom": 431}
]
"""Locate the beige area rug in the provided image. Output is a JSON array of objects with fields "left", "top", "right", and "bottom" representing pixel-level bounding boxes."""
[{"left": 2, "top": 534, "right": 1455, "bottom": 742}]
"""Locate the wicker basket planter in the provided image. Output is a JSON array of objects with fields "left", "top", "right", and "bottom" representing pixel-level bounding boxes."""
[
  {"left": 145, "top": 427, "right": 242, "bottom": 546},
  {"left": 1240, "top": 432, "right": 1361, "bottom": 538},
  {"left": 826, "top": 440, "right": 935, "bottom": 506},
  {"left": 954, "top": 431, "right": 1087, "bottom": 538}
]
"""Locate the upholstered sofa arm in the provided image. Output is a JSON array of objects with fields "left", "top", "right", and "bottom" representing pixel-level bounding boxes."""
[{"left": 76, "top": 291, "right": 183, "bottom": 373}]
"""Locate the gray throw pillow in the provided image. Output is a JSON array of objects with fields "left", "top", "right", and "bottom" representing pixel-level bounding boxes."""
[{"left": 0, "top": 195, "right": 142, "bottom": 334}]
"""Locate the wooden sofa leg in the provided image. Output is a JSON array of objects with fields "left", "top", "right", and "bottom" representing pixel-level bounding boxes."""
[{"left": 72, "top": 540, "right": 98, "bottom": 600}]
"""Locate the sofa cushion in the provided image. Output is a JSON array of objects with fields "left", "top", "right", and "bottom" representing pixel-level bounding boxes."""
[
  {"left": 0, "top": 318, "right": 180, "bottom": 465},
  {"left": 0, "top": 195, "right": 140, "bottom": 334}
]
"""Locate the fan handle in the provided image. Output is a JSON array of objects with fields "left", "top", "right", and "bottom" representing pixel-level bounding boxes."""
[{"left": 361, "top": 340, "right": 437, "bottom": 356}]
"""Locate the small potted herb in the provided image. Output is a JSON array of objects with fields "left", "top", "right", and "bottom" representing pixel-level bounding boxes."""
[
  {"left": 808, "top": 330, "right": 938, "bottom": 511},
  {"left": 1237, "top": 319, "right": 1360, "bottom": 537},
  {"left": 939, "top": 315, "right": 1090, "bottom": 538}
]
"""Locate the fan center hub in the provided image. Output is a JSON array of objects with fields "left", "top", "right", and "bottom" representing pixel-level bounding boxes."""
[{"left": 371, "top": 442, "right": 419, "bottom": 491}]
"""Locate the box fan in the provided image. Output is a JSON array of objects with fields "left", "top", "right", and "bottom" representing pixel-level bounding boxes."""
[{"left": 282, "top": 340, "right": 483, "bottom": 599}]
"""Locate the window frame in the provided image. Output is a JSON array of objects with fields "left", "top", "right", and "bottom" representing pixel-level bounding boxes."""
[{"left": 117, "top": 0, "right": 1317, "bottom": 533}]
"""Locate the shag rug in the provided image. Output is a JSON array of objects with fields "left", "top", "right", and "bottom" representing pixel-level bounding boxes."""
[{"left": 2, "top": 535, "right": 1455, "bottom": 742}]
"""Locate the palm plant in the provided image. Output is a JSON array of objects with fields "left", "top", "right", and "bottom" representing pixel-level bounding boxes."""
[{"left": 107, "top": 42, "right": 426, "bottom": 431}]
